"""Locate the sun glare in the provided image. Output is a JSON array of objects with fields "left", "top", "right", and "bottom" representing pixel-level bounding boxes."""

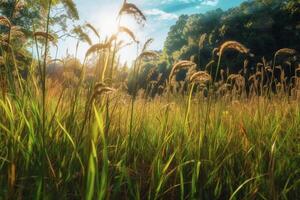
[
  {"left": 54, "top": 2, "right": 146, "bottom": 66},
  {"left": 87, "top": 9, "right": 142, "bottom": 65}
]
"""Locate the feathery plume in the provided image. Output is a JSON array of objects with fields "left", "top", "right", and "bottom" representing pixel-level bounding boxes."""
[
  {"left": 119, "top": 26, "right": 138, "bottom": 43},
  {"left": 274, "top": 48, "right": 297, "bottom": 58},
  {"left": 190, "top": 71, "right": 211, "bottom": 84},
  {"left": 142, "top": 38, "right": 154, "bottom": 52},
  {"left": 147, "top": 67, "right": 158, "bottom": 81},
  {"left": 119, "top": 1, "right": 146, "bottom": 25},
  {"left": 72, "top": 26, "right": 92, "bottom": 45},
  {"left": 34, "top": 31, "right": 55, "bottom": 42},
  {"left": 199, "top": 33, "right": 207, "bottom": 49},
  {"left": 137, "top": 51, "right": 159, "bottom": 60},
  {"left": 205, "top": 60, "right": 215, "bottom": 71},
  {"left": 85, "top": 42, "right": 110, "bottom": 58},
  {"left": 92, "top": 86, "right": 116, "bottom": 99},
  {"left": 61, "top": 0, "right": 79, "bottom": 20},
  {"left": 169, "top": 60, "right": 196, "bottom": 83},
  {"left": 0, "top": 16, "right": 11, "bottom": 28},
  {"left": 85, "top": 23, "right": 100, "bottom": 39},
  {"left": 218, "top": 41, "right": 249, "bottom": 56}
]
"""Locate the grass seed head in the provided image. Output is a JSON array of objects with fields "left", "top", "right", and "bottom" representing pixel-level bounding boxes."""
[
  {"left": 147, "top": 67, "right": 158, "bottom": 81},
  {"left": 199, "top": 33, "right": 207, "bottom": 49},
  {"left": 138, "top": 51, "right": 159, "bottom": 60},
  {"left": 218, "top": 40, "right": 249, "bottom": 56},
  {"left": 275, "top": 48, "right": 297, "bottom": 58},
  {"left": 205, "top": 60, "right": 215, "bottom": 71},
  {"left": 0, "top": 16, "right": 11, "bottom": 28},
  {"left": 190, "top": 71, "right": 212, "bottom": 84},
  {"left": 85, "top": 42, "right": 110, "bottom": 58},
  {"left": 169, "top": 60, "right": 196, "bottom": 84},
  {"left": 119, "top": 1, "right": 146, "bottom": 25},
  {"left": 92, "top": 86, "right": 116, "bottom": 99},
  {"left": 85, "top": 23, "right": 100, "bottom": 38},
  {"left": 119, "top": 26, "right": 138, "bottom": 43},
  {"left": 34, "top": 31, "right": 55, "bottom": 42},
  {"left": 142, "top": 38, "right": 154, "bottom": 52}
]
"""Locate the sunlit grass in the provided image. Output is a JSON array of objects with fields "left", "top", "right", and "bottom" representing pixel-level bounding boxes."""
[{"left": 0, "top": 0, "right": 299, "bottom": 199}]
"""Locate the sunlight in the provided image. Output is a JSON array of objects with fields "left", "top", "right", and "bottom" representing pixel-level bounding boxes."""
[
  {"left": 3, "top": 0, "right": 300, "bottom": 198},
  {"left": 88, "top": 9, "right": 142, "bottom": 65}
]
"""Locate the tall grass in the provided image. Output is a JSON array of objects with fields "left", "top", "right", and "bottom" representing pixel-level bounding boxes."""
[
  {"left": 0, "top": 0, "right": 299, "bottom": 199},
  {"left": 0, "top": 90, "right": 300, "bottom": 199}
]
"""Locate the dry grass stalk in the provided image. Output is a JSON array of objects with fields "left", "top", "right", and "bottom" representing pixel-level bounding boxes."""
[
  {"left": 227, "top": 74, "right": 240, "bottom": 81},
  {"left": 118, "top": 41, "right": 133, "bottom": 51},
  {"left": 34, "top": 31, "right": 55, "bottom": 42},
  {"left": 119, "top": 26, "right": 138, "bottom": 43},
  {"left": 199, "top": 33, "right": 207, "bottom": 49},
  {"left": 85, "top": 43, "right": 110, "bottom": 57},
  {"left": 274, "top": 48, "right": 297, "bottom": 58},
  {"left": 190, "top": 71, "right": 211, "bottom": 84},
  {"left": 0, "top": 16, "right": 12, "bottom": 28},
  {"left": 168, "top": 61, "right": 196, "bottom": 87},
  {"left": 85, "top": 23, "right": 100, "bottom": 38},
  {"left": 265, "top": 66, "right": 273, "bottom": 73},
  {"left": 218, "top": 41, "right": 249, "bottom": 56},
  {"left": 147, "top": 67, "right": 158, "bottom": 81},
  {"left": 255, "top": 71, "right": 262, "bottom": 78},
  {"left": 119, "top": 1, "right": 146, "bottom": 25},
  {"left": 137, "top": 51, "right": 159, "bottom": 60},
  {"left": 2, "top": 26, "right": 25, "bottom": 41},
  {"left": 142, "top": 38, "right": 154, "bottom": 52},
  {"left": 0, "top": 39, "right": 10, "bottom": 48},
  {"left": 205, "top": 60, "right": 215, "bottom": 71},
  {"left": 47, "top": 59, "right": 64, "bottom": 65},
  {"left": 169, "top": 60, "right": 196, "bottom": 79},
  {"left": 157, "top": 73, "right": 163, "bottom": 82},
  {"left": 217, "top": 83, "right": 230, "bottom": 94},
  {"left": 73, "top": 26, "right": 92, "bottom": 45},
  {"left": 248, "top": 74, "right": 257, "bottom": 82},
  {"left": 212, "top": 48, "right": 219, "bottom": 56},
  {"left": 228, "top": 74, "right": 245, "bottom": 90},
  {"left": 108, "top": 34, "right": 117, "bottom": 45},
  {"left": 92, "top": 86, "right": 115, "bottom": 100},
  {"left": 94, "top": 82, "right": 107, "bottom": 91}
]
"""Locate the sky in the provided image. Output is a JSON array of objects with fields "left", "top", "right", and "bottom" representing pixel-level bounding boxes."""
[{"left": 51, "top": 0, "right": 246, "bottom": 65}]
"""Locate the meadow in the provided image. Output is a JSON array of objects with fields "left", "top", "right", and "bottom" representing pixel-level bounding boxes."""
[{"left": 0, "top": 0, "right": 300, "bottom": 199}]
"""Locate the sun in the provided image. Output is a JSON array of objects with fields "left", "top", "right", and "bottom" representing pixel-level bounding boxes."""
[
  {"left": 90, "top": 9, "right": 142, "bottom": 65},
  {"left": 54, "top": 3, "right": 144, "bottom": 66}
]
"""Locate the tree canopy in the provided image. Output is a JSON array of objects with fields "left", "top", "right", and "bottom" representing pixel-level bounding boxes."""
[{"left": 162, "top": 0, "right": 300, "bottom": 69}]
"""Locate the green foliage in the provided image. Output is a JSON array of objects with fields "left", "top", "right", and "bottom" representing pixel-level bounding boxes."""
[{"left": 162, "top": 0, "right": 300, "bottom": 72}]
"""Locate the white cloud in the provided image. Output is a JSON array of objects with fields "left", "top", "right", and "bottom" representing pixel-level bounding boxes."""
[
  {"left": 160, "top": 0, "right": 199, "bottom": 4},
  {"left": 144, "top": 9, "right": 178, "bottom": 20},
  {"left": 201, "top": 0, "right": 219, "bottom": 6}
]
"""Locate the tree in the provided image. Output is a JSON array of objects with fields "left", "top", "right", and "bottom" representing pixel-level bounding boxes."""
[{"left": 161, "top": 0, "right": 300, "bottom": 73}]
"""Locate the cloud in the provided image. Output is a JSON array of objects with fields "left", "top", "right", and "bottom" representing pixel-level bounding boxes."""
[
  {"left": 201, "top": 0, "right": 219, "bottom": 6},
  {"left": 144, "top": 9, "right": 178, "bottom": 20},
  {"left": 160, "top": 0, "right": 200, "bottom": 4}
]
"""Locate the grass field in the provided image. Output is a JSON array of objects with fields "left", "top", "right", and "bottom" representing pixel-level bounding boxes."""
[
  {"left": 0, "top": 86, "right": 300, "bottom": 199},
  {"left": 0, "top": 0, "right": 300, "bottom": 199}
]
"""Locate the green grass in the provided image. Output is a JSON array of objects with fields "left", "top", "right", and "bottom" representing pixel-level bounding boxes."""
[
  {"left": 0, "top": 2, "right": 299, "bottom": 198},
  {"left": 0, "top": 88, "right": 299, "bottom": 199}
]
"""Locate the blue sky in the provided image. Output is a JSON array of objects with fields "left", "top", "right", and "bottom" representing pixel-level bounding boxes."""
[{"left": 52, "top": 0, "right": 246, "bottom": 64}]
